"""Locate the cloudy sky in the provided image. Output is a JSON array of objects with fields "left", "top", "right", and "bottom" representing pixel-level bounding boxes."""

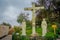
[{"left": 0, "top": 0, "right": 36, "bottom": 26}]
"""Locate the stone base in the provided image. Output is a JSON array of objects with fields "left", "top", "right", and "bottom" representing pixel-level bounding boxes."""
[
  {"left": 31, "top": 33, "right": 38, "bottom": 37},
  {"left": 30, "top": 34, "right": 41, "bottom": 40}
]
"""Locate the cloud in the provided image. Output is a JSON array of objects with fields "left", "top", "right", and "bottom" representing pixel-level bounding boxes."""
[
  {"left": 0, "top": 0, "right": 34, "bottom": 26},
  {"left": 1, "top": 6, "right": 20, "bottom": 26},
  {"left": 3, "top": 6, "right": 20, "bottom": 19}
]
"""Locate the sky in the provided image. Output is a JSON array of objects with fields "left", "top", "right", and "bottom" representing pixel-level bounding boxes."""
[{"left": 0, "top": 0, "right": 36, "bottom": 26}]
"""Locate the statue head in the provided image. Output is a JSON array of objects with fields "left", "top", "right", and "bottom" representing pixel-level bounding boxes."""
[
  {"left": 43, "top": 18, "right": 45, "bottom": 21},
  {"left": 23, "top": 19, "right": 25, "bottom": 22},
  {"left": 32, "top": 2, "right": 35, "bottom": 5}
]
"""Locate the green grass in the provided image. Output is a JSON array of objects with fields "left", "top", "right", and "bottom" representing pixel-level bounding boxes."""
[
  {"left": 26, "top": 27, "right": 42, "bottom": 36},
  {"left": 26, "top": 29, "right": 32, "bottom": 36},
  {"left": 36, "top": 27, "right": 42, "bottom": 36}
]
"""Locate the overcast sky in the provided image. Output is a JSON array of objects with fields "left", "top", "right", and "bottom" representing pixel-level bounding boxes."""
[{"left": 0, "top": 0, "right": 36, "bottom": 26}]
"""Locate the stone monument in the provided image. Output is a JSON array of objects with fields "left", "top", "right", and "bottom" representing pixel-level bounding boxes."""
[
  {"left": 21, "top": 19, "right": 26, "bottom": 36},
  {"left": 41, "top": 18, "right": 47, "bottom": 37},
  {"left": 24, "top": 2, "right": 44, "bottom": 36}
]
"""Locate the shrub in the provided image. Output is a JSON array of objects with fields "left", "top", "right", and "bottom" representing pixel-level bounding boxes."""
[{"left": 45, "top": 32, "right": 56, "bottom": 40}]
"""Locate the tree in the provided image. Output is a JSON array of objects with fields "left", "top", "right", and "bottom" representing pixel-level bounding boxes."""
[
  {"left": 35, "top": 0, "right": 48, "bottom": 26},
  {"left": 17, "top": 12, "right": 32, "bottom": 28},
  {"left": 14, "top": 26, "right": 21, "bottom": 33},
  {"left": 35, "top": 0, "right": 60, "bottom": 26},
  {"left": 17, "top": 12, "right": 29, "bottom": 23}
]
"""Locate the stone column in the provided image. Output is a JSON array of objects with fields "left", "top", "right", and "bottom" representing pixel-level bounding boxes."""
[
  {"left": 32, "top": 23, "right": 36, "bottom": 35},
  {"left": 32, "top": 12, "right": 36, "bottom": 36}
]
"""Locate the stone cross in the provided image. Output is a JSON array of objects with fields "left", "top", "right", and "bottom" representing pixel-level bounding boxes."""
[
  {"left": 21, "top": 19, "right": 26, "bottom": 36},
  {"left": 24, "top": 2, "right": 44, "bottom": 36},
  {"left": 41, "top": 18, "right": 47, "bottom": 37}
]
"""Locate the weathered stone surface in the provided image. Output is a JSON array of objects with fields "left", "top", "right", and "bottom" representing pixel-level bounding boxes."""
[
  {"left": 0, "top": 25, "right": 9, "bottom": 37},
  {"left": 0, "top": 35, "right": 12, "bottom": 40}
]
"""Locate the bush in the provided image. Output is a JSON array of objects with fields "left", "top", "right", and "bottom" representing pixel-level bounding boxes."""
[
  {"left": 56, "top": 27, "right": 60, "bottom": 38},
  {"left": 20, "top": 36, "right": 29, "bottom": 40},
  {"left": 14, "top": 26, "right": 21, "bottom": 33},
  {"left": 36, "top": 27, "right": 42, "bottom": 36},
  {"left": 12, "top": 32, "right": 21, "bottom": 40},
  {"left": 45, "top": 32, "right": 56, "bottom": 40},
  {"left": 26, "top": 29, "right": 32, "bottom": 36}
]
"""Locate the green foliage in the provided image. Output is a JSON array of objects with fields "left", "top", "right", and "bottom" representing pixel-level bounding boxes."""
[
  {"left": 12, "top": 32, "right": 21, "bottom": 40},
  {"left": 45, "top": 22, "right": 58, "bottom": 40},
  {"left": 26, "top": 21, "right": 32, "bottom": 28},
  {"left": 12, "top": 22, "right": 59, "bottom": 40},
  {"left": 12, "top": 26, "right": 21, "bottom": 40},
  {"left": 17, "top": 13, "right": 29, "bottom": 23},
  {"left": 17, "top": 13, "right": 25, "bottom": 23},
  {"left": 26, "top": 21, "right": 32, "bottom": 36},
  {"left": 14, "top": 26, "right": 21, "bottom": 34},
  {"left": 36, "top": 27, "right": 42, "bottom": 36},
  {"left": 45, "top": 32, "right": 55, "bottom": 38},
  {"left": 26, "top": 27, "right": 42, "bottom": 36},
  {"left": 20, "top": 36, "right": 29, "bottom": 40},
  {"left": 48, "top": 25, "right": 53, "bottom": 32},
  {"left": 45, "top": 32, "right": 56, "bottom": 40},
  {"left": 56, "top": 27, "right": 60, "bottom": 37},
  {"left": 26, "top": 28, "right": 32, "bottom": 36}
]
